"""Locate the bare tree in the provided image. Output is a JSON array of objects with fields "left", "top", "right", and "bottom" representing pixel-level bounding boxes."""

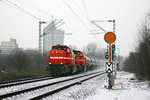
[
  {"left": 83, "top": 42, "right": 104, "bottom": 59},
  {"left": 123, "top": 13, "right": 150, "bottom": 80}
]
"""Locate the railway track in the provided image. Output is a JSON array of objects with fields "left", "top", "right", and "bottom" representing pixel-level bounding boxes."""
[
  {"left": 0, "top": 76, "right": 56, "bottom": 89},
  {"left": 0, "top": 75, "right": 49, "bottom": 85},
  {"left": 0, "top": 70, "right": 105, "bottom": 100}
]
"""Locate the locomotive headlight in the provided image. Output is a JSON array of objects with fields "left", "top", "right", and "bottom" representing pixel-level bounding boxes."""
[
  {"left": 49, "top": 62, "right": 51, "bottom": 64},
  {"left": 60, "top": 62, "right": 63, "bottom": 64}
]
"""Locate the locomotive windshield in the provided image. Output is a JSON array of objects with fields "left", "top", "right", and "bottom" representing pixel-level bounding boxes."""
[
  {"left": 73, "top": 51, "right": 80, "bottom": 55},
  {"left": 52, "top": 46, "right": 66, "bottom": 51}
]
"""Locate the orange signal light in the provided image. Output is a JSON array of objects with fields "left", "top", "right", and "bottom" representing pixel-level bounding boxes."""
[{"left": 105, "top": 55, "right": 108, "bottom": 59}]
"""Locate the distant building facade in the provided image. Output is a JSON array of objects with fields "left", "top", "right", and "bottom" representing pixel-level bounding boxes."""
[
  {"left": 0, "top": 38, "right": 22, "bottom": 55},
  {"left": 43, "top": 21, "right": 64, "bottom": 52}
]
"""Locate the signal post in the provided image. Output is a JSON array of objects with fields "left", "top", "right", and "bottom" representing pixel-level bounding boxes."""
[{"left": 104, "top": 32, "right": 116, "bottom": 89}]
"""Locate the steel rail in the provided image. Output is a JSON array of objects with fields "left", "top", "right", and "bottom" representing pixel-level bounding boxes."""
[
  {"left": 30, "top": 71, "right": 105, "bottom": 100},
  {"left": 0, "top": 76, "right": 56, "bottom": 89},
  {"left": 0, "top": 75, "right": 50, "bottom": 85},
  {"left": 0, "top": 71, "right": 105, "bottom": 99}
]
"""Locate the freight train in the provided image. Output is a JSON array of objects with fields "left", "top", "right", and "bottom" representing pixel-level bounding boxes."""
[{"left": 45, "top": 45, "right": 99, "bottom": 76}]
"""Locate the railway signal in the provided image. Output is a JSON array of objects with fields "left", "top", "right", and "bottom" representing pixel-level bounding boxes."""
[
  {"left": 90, "top": 19, "right": 116, "bottom": 89},
  {"left": 104, "top": 32, "right": 116, "bottom": 44},
  {"left": 112, "top": 44, "right": 115, "bottom": 51},
  {"left": 104, "top": 32, "right": 116, "bottom": 89},
  {"left": 105, "top": 52, "right": 108, "bottom": 59},
  {"left": 112, "top": 44, "right": 115, "bottom": 60}
]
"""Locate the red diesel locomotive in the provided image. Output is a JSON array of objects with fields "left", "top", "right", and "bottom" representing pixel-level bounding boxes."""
[{"left": 45, "top": 45, "right": 98, "bottom": 75}]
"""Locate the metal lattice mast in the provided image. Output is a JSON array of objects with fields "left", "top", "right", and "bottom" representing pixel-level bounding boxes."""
[
  {"left": 113, "top": 20, "right": 116, "bottom": 33},
  {"left": 38, "top": 21, "right": 42, "bottom": 53},
  {"left": 38, "top": 21, "right": 47, "bottom": 53}
]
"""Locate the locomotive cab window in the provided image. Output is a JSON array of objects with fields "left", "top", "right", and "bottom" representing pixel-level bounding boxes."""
[
  {"left": 67, "top": 48, "right": 71, "bottom": 54},
  {"left": 73, "top": 51, "right": 79, "bottom": 55},
  {"left": 52, "top": 46, "right": 66, "bottom": 52},
  {"left": 80, "top": 53, "right": 83, "bottom": 57}
]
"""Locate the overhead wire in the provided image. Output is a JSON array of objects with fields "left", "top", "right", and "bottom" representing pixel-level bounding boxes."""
[
  {"left": 80, "top": 0, "right": 108, "bottom": 47},
  {"left": 16, "top": 0, "right": 52, "bottom": 21},
  {"left": 3, "top": 0, "right": 41, "bottom": 20},
  {"left": 24, "top": 0, "right": 52, "bottom": 17},
  {"left": 71, "top": 0, "right": 93, "bottom": 31},
  {"left": 41, "top": 19, "right": 65, "bottom": 37},
  {"left": 70, "top": 0, "right": 91, "bottom": 24},
  {"left": 17, "top": 0, "right": 42, "bottom": 19},
  {"left": 62, "top": 0, "right": 91, "bottom": 46},
  {"left": 70, "top": 0, "right": 86, "bottom": 20},
  {"left": 80, "top": 0, "right": 95, "bottom": 39},
  {"left": 0, "top": 0, "right": 19, "bottom": 10},
  {"left": 91, "top": 21, "right": 107, "bottom": 32},
  {"left": 1, "top": 0, "right": 52, "bottom": 21},
  {"left": 62, "top": 0, "right": 89, "bottom": 31},
  {"left": 81, "top": 0, "right": 91, "bottom": 22},
  {"left": 62, "top": 0, "right": 95, "bottom": 47},
  {"left": 1, "top": 0, "right": 97, "bottom": 46},
  {"left": 81, "top": 0, "right": 107, "bottom": 33}
]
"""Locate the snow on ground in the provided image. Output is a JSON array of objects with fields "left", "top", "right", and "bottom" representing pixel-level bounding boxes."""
[
  {"left": 44, "top": 71, "right": 150, "bottom": 100},
  {"left": 0, "top": 68, "right": 103, "bottom": 96},
  {"left": 44, "top": 68, "right": 105, "bottom": 100},
  {"left": 87, "top": 71, "right": 150, "bottom": 100}
]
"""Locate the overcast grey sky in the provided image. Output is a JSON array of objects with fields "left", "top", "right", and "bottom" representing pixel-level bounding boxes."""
[{"left": 0, "top": 0, "right": 149, "bottom": 56}]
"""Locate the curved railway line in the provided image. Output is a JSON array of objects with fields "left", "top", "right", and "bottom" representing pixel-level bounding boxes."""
[{"left": 0, "top": 70, "right": 105, "bottom": 100}]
